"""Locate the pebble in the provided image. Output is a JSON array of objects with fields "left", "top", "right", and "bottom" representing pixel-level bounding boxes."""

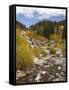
[
  {"left": 40, "top": 71, "right": 46, "bottom": 75},
  {"left": 58, "top": 66, "right": 62, "bottom": 70}
]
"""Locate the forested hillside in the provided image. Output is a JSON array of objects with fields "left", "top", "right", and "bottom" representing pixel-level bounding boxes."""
[{"left": 29, "top": 20, "right": 66, "bottom": 40}]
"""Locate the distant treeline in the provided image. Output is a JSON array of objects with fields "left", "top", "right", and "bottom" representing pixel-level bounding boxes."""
[
  {"left": 29, "top": 20, "right": 66, "bottom": 39},
  {"left": 16, "top": 19, "right": 66, "bottom": 39}
]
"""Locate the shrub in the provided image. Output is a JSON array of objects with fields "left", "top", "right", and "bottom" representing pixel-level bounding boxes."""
[
  {"left": 50, "top": 48, "right": 56, "bottom": 54},
  {"left": 16, "top": 29, "right": 34, "bottom": 70},
  {"left": 32, "top": 47, "right": 41, "bottom": 57},
  {"left": 41, "top": 50, "right": 47, "bottom": 57},
  {"left": 56, "top": 39, "right": 63, "bottom": 49}
]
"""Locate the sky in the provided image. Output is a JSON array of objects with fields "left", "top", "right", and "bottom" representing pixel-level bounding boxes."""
[{"left": 16, "top": 6, "right": 66, "bottom": 28}]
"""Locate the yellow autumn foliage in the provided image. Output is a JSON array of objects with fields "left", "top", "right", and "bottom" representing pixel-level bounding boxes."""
[{"left": 16, "top": 29, "right": 34, "bottom": 70}]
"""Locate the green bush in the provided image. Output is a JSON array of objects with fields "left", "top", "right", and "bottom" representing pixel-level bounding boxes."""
[
  {"left": 50, "top": 48, "right": 56, "bottom": 54},
  {"left": 32, "top": 47, "right": 41, "bottom": 57},
  {"left": 55, "top": 39, "right": 63, "bottom": 49},
  {"left": 41, "top": 50, "right": 47, "bottom": 57}
]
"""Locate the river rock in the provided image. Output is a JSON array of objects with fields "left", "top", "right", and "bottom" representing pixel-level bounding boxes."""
[
  {"left": 56, "top": 73, "right": 60, "bottom": 77},
  {"left": 33, "top": 57, "right": 45, "bottom": 66},
  {"left": 53, "top": 78, "right": 60, "bottom": 81},
  {"left": 62, "top": 63, "right": 66, "bottom": 72},
  {"left": 60, "top": 72, "right": 65, "bottom": 76},
  {"left": 44, "top": 49, "right": 50, "bottom": 54},
  {"left": 48, "top": 75, "right": 54, "bottom": 80},
  {"left": 16, "top": 70, "right": 26, "bottom": 78},
  {"left": 39, "top": 54, "right": 43, "bottom": 57},
  {"left": 40, "top": 71, "right": 46, "bottom": 75},
  {"left": 35, "top": 73, "right": 41, "bottom": 82},
  {"left": 54, "top": 57, "right": 65, "bottom": 65},
  {"left": 58, "top": 66, "right": 62, "bottom": 70},
  {"left": 45, "top": 54, "right": 51, "bottom": 60},
  {"left": 56, "top": 48, "right": 62, "bottom": 56},
  {"left": 43, "top": 65, "right": 50, "bottom": 68}
]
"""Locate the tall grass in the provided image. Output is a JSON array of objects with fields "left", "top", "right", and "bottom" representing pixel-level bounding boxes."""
[{"left": 16, "top": 29, "right": 34, "bottom": 70}]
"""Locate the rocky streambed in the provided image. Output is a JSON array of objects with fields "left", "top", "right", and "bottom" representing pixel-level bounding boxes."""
[{"left": 16, "top": 37, "right": 66, "bottom": 84}]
